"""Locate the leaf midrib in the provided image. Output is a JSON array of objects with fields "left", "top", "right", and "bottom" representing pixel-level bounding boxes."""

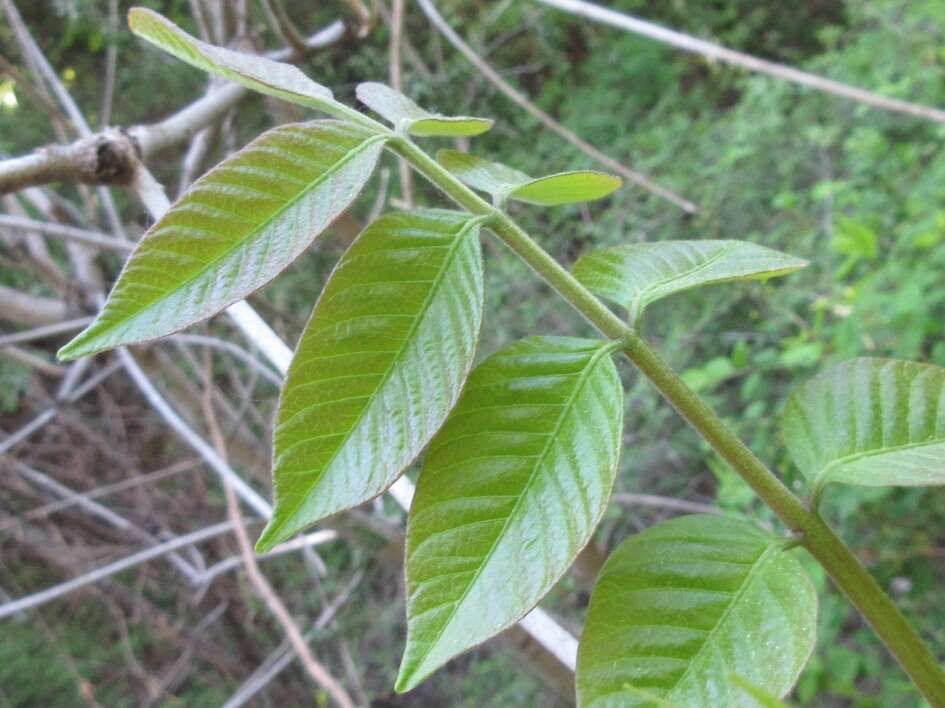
[
  {"left": 818, "top": 437, "right": 945, "bottom": 485},
  {"left": 406, "top": 342, "right": 611, "bottom": 679},
  {"left": 664, "top": 540, "right": 778, "bottom": 701},
  {"left": 269, "top": 216, "right": 481, "bottom": 539},
  {"left": 88, "top": 129, "right": 386, "bottom": 346},
  {"left": 631, "top": 242, "right": 736, "bottom": 311}
]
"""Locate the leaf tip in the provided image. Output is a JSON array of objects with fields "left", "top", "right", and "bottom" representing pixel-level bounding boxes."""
[
  {"left": 253, "top": 519, "right": 287, "bottom": 554},
  {"left": 56, "top": 329, "right": 96, "bottom": 362},
  {"left": 127, "top": 6, "right": 157, "bottom": 35},
  {"left": 393, "top": 661, "right": 424, "bottom": 694}
]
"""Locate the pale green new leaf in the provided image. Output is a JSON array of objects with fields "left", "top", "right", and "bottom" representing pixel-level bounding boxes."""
[
  {"left": 60, "top": 121, "right": 386, "bottom": 360},
  {"left": 577, "top": 514, "right": 817, "bottom": 708},
  {"left": 437, "top": 149, "right": 621, "bottom": 205},
  {"left": 256, "top": 210, "right": 485, "bottom": 551},
  {"left": 397, "top": 336, "right": 624, "bottom": 692},
  {"left": 128, "top": 8, "right": 342, "bottom": 114},
  {"left": 728, "top": 675, "right": 792, "bottom": 708},
  {"left": 572, "top": 240, "right": 807, "bottom": 323},
  {"left": 356, "top": 82, "right": 493, "bottom": 137},
  {"left": 782, "top": 358, "right": 945, "bottom": 492}
]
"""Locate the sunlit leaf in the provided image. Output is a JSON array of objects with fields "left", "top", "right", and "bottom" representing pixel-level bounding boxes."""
[
  {"left": 728, "top": 675, "right": 791, "bottom": 708},
  {"left": 128, "top": 8, "right": 345, "bottom": 114},
  {"left": 356, "top": 82, "right": 493, "bottom": 137},
  {"left": 59, "top": 121, "right": 386, "bottom": 360},
  {"left": 577, "top": 514, "right": 817, "bottom": 707},
  {"left": 782, "top": 358, "right": 945, "bottom": 494},
  {"left": 573, "top": 240, "right": 807, "bottom": 323},
  {"left": 437, "top": 149, "right": 621, "bottom": 205},
  {"left": 256, "top": 210, "right": 485, "bottom": 551},
  {"left": 397, "top": 336, "right": 623, "bottom": 692}
]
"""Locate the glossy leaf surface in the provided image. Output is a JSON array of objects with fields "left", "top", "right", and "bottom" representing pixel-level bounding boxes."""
[
  {"left": 398, "top": 336, "right": 624, "bottom": 691},
  {"left": 356, "top": 82, "right": 493, "bottom": 137},
  {"left": 577, "top": 514, "right": 817, "bottom": 707},
  {"left": 60, "top": 121, "right": 386, "bottom": 360},
  {"left": 573, "top": 240, "right": 807, "bottom": 322},
  {"left": 129, "top": 8, "right": 341, "bottom": 113},
  {"left": 437, "top": 149, "right": 621, "bottom": 205},
  {"left": 257, "top": 210, "right": 485, "bottom": 551},
  {"left": 783, "top": 358, "right": 945, "bottom": 491}
]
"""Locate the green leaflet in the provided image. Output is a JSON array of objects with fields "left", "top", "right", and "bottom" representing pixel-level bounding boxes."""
[
  {"left": 356, "top": 82, "right": 493, "bottom": 137},
  {"left": 437, "top": 149, "right": 621, "bottom": 206},
  {"left": 782, "top": 358, "right": 945, "bottom": 494},
  {"left": 728, "top": 675, "right": 792, "bottom": 708},
  {"left": 257, "top": 210, "right": 485, "bottom": 551},
  {"left": 577, "top": 515, "right": 817, "bottom": 708},
  {"left": 59, "top": 121, "right": 386, "bottom": 360},
  {"left": 128, "top": 8, "right": 342, "bottom": 114},
  {"left": 397, "top": 336, "right": 624, "bottom": 692},
  {"left": 572, "top": 240, "right": 807, "bottom": 323}
]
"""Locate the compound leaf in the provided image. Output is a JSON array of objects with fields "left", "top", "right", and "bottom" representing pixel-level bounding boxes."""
[
  {"left": 782, "top": 358, "right": 945, "bottom": 492},
  {"left": 357, "top": 82, "right": 493, "bottom": 137},
  {"left": 437, "top": 149, "right": 620, "bottom": 205},
  {"left": 573, "top": 240, "right": 806, "bottom": 323},
  {"left": 60, "top": 121, "right": 386, "bottom": 360},
  {"left": 397, "top": 336, "right": 624, "bottom": 691},
  {"left": 257, "top": 210, "right": 485, "bottom": 551},
  {"left": 577, "top": 514, "right": 817, "bottom": 708},
  {"left": 128, "top": 8, "right": 342, "bottom": 114}
]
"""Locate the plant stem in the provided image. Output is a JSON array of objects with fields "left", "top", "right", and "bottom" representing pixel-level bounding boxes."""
[{"left": 391, "top": 137, "right": 945, "bottom": 705}]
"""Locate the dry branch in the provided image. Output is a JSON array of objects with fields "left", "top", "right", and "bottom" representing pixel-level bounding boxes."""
[
  {"left": 538, "top": 0, "right": 945, "bottom": 125},
  {"left": 0, "top": 20, "right": 346, "bottom": 194},
  {"left": 202, "top": 367, "right": 355, "bottom": 708},
  {"left": 0, "top": 520, "right": 237, "bottom": 620},
  {"left": 415, "top": 0, "right": 698, "bottom": 213}
]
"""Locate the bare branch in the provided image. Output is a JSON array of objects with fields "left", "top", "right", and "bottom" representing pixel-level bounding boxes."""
[
  {"left": 261, "top": 0, "right": 308, "bottom": 56},
  {"left": 0, "top": 214, "right": 132, "bottom": 252},
  {"left": 194, "top": 530, "right": 339, "bottom": 586},
  {"left": 223, "top": 570, "right": 364, "bottom": 708},
  {"left": 202, "top": 369, "right": 355, "bottom": 708},
  {"left": 0, "top": 520, "right": 237, "bottom": 620},
  {"left": 611, "top": 492, "right": 725, "bottom": 516},
  {"left": 376, "top": 1, "right": 433, "bottom": 80},
  {"left": 172, "top": 333, "right": 282, "bottom": 387},
  {"left": 415, "top": 0, "right": 698, "bottom": 213},
  {"left": 538, "top": 0, "right": 945, "bottom": 126},
  {"left": 100, "top": 0, "right": 119, "bottom": 127},
  {"left": 8, "top": 459, "right": 202, "bottom": 583},
  {"left": 0, "top": 0, "right": 126, "bottom": 236},
  {"left": 389, "top": 0, "right": 415, "bottom": 207},
  {"left": 2, "top": 346, "right": 64, "bottom": 377},
  {"left": 115, "top": 347, "right": 272, "bottom": 518},
  {"left": 0, "top": 459, "right": 200, "bottom": 530},
  {"left": 0, "top": 360, "right": 121, "bottom": 455},
  {"left": 0, "top": 20, "right": 346, "bottom": 194},
  {"left": 0, "top": 284, "right": 67, "bottom": 326}
]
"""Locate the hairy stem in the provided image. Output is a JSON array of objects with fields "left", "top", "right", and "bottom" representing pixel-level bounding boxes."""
[{"left": 390, "top": 137, "right": 945, "bottom": 705}]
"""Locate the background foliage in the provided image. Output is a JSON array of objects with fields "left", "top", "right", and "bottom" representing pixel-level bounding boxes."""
[{"left": 2, "top": 0, "right": 944, "bottom": 705}]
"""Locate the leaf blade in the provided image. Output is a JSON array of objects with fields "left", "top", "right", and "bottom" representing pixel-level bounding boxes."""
[
  {"left": 59, "top": 121, "right": 386, "bottom": 360},
  {"left": 128, "top": 8, "right": 340, "bottom": 112},
  {"left": 577, "top": 515, "right": 817, "bottom": 708},
  {"left": 356, "top": 82, "right": 493, "bottom": 137},
  {"left": 397, "top": 336, "right": 624, "bottom": 691},
  {"left": 257, "top": 210, "right": 485, "bottom": 551},
  {"left": 510, "top": 171, "right": 622, "bottom": 205},
  {"left": 437, "top": 149, "right": 620, "bottom": 205},
  {"left": 782, "top": 358, "right": 945, "bottom": 490},
  {"left": 573, "top": 240, "right": 807, "bottom": 322}
]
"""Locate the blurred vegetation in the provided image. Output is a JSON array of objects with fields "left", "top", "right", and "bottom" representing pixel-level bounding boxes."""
[{"left": 2, "top": 0, "right": 944, "bottom": 705}]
